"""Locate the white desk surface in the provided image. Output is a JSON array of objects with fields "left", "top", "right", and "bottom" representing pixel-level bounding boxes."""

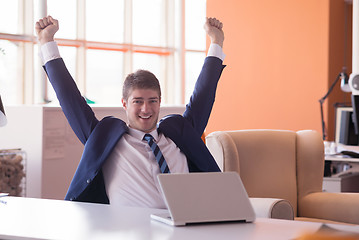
[{"left": 0, "top": 196, "right": 358, "bottom": 240}]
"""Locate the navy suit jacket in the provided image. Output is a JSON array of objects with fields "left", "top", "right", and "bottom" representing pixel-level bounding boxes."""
[{"left": 44, "top": 56, "right": 225, "bottom": 204}]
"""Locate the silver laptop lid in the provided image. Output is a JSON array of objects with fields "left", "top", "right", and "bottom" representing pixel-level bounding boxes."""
[{"left": 156, "top": 172, "right": 256, "bottom": 225}]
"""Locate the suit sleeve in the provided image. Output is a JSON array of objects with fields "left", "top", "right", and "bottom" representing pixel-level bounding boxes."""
[
  {"left": 183, "top": 56, "right": 226, "bottom": 135},
  {"left": 43, "top": 58, "right": 99, "bottom": 144}
]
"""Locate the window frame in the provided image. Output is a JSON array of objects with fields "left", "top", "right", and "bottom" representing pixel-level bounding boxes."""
[{"left": 0, "top": 0, "right": 207, "bottom": 105}]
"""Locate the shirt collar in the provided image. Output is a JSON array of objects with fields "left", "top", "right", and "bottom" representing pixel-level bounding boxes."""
[{"left": 128, "top": 127, "right": 159, "bottom": 141}]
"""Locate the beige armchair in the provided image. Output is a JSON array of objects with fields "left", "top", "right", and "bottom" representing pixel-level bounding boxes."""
[{"left": 206, "top": 129, "right": 359, "bottom": 224}]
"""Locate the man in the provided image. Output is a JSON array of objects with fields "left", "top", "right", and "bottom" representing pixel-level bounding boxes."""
[{"left": 36, "top": 16, "right": 225, "bottom": 207}]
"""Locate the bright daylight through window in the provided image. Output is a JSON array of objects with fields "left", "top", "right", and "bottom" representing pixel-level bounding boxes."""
[{"left": 0, "top": 0, "right": 207, "bottom": 106}]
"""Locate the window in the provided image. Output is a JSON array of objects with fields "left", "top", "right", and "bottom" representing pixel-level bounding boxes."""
[
  {"left": 184, "top": 0, "right": 207, "bottom": 101},
  {"left": 0, "top": 0, "right": 207, "bottom": 106},
  {"left": 86, "top": 49, "right": 124, "bottom": 104},
  {"left": 86, "top": 0, "right": 125, "bottom": 43}
]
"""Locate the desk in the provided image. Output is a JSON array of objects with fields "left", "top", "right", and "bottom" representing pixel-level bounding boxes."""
[{"left": 0, "top": 197, "right": 358, "bottom": 240}]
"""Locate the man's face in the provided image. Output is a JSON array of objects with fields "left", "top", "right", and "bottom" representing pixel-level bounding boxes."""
[{"left": 122, "top": 88, "right": 161, "bottom": 133}]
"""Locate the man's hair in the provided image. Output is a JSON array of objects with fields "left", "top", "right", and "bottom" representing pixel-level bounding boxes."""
[{"left": 122, "top": 69, "right": 161, "bottom": 101}]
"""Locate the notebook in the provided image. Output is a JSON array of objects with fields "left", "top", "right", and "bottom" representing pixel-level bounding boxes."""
[{"left": 151, "top": 172, "right": 256, "bottom": 226}]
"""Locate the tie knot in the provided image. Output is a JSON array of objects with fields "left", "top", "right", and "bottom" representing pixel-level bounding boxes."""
[{"left": 143, "top": 134, "right": 154, "bottom": 142}]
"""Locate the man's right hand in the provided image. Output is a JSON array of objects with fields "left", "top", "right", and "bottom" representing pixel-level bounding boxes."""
[{"left": 35, "top": 16, "right": 59, "bottom": 45}]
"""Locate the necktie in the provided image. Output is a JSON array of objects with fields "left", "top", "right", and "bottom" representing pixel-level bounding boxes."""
[{"left": 143, "top": 134, "right": 170, "bottom": 174}]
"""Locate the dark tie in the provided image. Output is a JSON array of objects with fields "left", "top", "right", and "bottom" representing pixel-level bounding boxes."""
[{"left": 143, "top": 134, "right": 170, "bottom": 174}]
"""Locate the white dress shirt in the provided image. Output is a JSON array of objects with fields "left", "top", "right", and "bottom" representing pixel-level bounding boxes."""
[
  {"left": 102, "top": 128, "right": 189, "bottom": 208},
  {"left": 40, "top": 41, "right": 225, "bottom": 208}
]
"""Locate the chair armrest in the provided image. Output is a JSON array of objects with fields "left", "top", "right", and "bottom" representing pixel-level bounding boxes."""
[
  {"left": 249, "top": 198, "right": 294, "bottom": 220},
  {"left": 299, "top": 192, "right": 359, "bottom": 224}
]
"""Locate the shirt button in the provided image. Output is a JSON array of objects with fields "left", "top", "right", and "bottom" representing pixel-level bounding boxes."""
[{"left": 86, "top": 179, "right": 91, "bottom": 184}]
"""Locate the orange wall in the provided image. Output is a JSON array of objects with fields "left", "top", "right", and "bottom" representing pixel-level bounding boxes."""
[{"left": 205, "top": 0, "right": 350, "bottom": 138}]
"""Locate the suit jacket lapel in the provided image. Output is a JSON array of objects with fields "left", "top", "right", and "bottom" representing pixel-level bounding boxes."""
[
  {"left": 158, "top": 114, "right": 220, "bottom": 172},
  {"left": 66, "top": 117, "right": 128, "bottom": 199}
]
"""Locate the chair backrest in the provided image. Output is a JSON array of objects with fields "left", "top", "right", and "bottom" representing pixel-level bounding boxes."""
[{"left": 206, "top": 129, "right": 324, "bottom": 216}]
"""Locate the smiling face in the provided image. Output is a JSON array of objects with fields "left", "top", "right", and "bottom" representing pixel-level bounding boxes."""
[{"left": 122, "top": 88, "right": 161, "bottom": 133}]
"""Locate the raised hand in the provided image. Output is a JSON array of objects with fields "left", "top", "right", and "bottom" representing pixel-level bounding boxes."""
[
  {"left": 204, "top": 17, "right": 224, "bottom": 48},
  {"left": 35, "top": 16, "right": 59, "bottom": 45}
]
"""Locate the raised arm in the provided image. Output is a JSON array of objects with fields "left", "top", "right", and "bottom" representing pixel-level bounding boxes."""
[
  {"left": 183, "top": 17, "right": 226, "bottom": 135},
  {"left": 35, "top": 16, "right": 98, "bottom": 144}
]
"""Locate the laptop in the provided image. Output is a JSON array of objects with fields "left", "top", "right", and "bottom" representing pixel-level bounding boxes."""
[{"left": 151, "top": 172, "right": 256, "bottom": 226}]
